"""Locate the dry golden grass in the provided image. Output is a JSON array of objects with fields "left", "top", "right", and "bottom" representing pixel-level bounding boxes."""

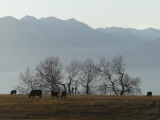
[{"left": 0, "top": 94, "right": 160, "bottom": 119}]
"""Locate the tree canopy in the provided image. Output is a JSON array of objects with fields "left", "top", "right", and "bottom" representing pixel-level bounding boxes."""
[{"left": 15, "top": 56, "right": 141, "bottom": 95}]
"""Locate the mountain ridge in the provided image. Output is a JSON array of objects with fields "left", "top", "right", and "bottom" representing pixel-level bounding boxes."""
[{"left": 0, "top": 15, "right": 159, "bottom": 94}]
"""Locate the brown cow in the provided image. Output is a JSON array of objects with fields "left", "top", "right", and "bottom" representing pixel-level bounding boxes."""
[{"left": 60, "top": 90, "right": 67, "bottom": 98}]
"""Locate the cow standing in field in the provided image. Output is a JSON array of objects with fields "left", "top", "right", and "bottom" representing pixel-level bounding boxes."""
[
  {"left": 10, "top": 90, "right": 16, "bottom": 95},
  {"left": 60, "top": 90, "right": 67, "bottom": 98},
  {"left": 51, "top": 91, "right": 59, "bottom": 99},
  {"left": 147, "top": 91, "right": 152, "bottom": 97},
  {"left": 28, "top": 90, "right": 42, "bottom": 98}
]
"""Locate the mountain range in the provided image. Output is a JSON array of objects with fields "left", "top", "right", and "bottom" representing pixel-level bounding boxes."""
[{"left": 0, "top": 15, "right": 159, "bottom": 94}]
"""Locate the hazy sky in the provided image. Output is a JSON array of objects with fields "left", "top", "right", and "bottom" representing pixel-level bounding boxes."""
[{"left": 0, "top": 0, "right": 160, "bottom": 29}]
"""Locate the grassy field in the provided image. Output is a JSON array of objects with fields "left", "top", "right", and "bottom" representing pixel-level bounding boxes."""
[{"left": 0, "top": 95, "right": 160, "bottom": 120}]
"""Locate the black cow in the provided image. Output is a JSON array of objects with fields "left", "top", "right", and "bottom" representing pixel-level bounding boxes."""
[
  {"left": 28, "top": 90, "right": 42, "bottom": 98},
  {"left": 60, "top": 90, "right": 67, "bottom": 98},
  {"left": 147, "top": 91, "right": 152, "bottom": 97},
  {"left": 10, "top": 90, "right": 16, "bottom": 95},
  {"left": 51, "top": 91, "right": 59, "bottom": 99}
]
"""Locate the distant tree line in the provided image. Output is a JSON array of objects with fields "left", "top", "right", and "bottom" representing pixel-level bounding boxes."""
[{"left": 15, "top": 55, "right": 141, "bottom": 95}]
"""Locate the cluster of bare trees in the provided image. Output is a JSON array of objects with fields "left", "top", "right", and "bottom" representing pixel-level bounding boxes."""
[{"left": 15, "top": 56, "right": 141, "bottom": 95}]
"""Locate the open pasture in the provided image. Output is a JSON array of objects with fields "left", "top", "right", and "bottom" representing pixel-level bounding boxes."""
[{"left": 0, "top": 95, "right": 160, "bottom": 119}]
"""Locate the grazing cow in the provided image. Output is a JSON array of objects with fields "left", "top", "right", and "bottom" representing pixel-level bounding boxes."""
[
  {"left": 147, "top": 91, "right": 152, "bottom": 97},
  {"left": 28, "top": 90, "right": 42, "bottom": 98},
  {"left": 51, "top": 91, "right": 59, "bottom": 99},
  {"left": 10, "top": 90, "right": 16, "bottom": 95},
  {"left": 60, "top": 90, "right": 67, "bottom": 98}
]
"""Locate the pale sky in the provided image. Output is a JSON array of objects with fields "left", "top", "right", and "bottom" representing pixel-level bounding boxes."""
[{"left": 0, "top": 0, "right": 160, "bottom": 29}]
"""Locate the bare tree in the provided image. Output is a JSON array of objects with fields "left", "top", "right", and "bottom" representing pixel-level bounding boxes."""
[
  {"left": 16, "top": 55, "right": 142, "bottom": 95},
  {"left": 79, "top": 59, "right": 99, "bottom": 95},
  {"left": 65, "top": 60, "right": 81, "bottom": 95},
  {"left": 98, "top": 56, "right": 141, "bottom": 95},
  {"left": 36, "top": 56, "right": 64, "bottom": 93},
  {"left": 15, "top": 67, "right": 38, "bottom": 94}
]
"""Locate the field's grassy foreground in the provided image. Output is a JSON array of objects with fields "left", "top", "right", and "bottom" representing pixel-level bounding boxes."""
[{"left": 0, "top": 95, "right": 160, "bottom": 120}]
